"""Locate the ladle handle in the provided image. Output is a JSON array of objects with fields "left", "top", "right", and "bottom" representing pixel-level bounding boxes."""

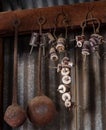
[
  {"left": 12, "top": 19, "right": 19, "bottom": 104},
  {"left": 37, "top": 45, "right": 42, "bottom": 96},
  {"left": 37, "top": 17, "right": 46, "bottom": 96}
]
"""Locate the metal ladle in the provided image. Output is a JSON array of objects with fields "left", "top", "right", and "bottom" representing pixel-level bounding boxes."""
[
  {"left": 27, "top": 17, "right": 57, "bottom": 127},
  {"left": 4, "top": 19, "right": 26, "bottom": 128}
]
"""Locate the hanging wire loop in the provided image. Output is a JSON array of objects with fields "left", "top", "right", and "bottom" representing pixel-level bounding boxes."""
[
  {"left": 81, "top": 9, "right": 101, "bottom": 35},
  {"left": 37, "top": 16, "right": 46, "bottom": 35},
  {"left": 53, "top": 9, "right": 70, "bottom": 39}
]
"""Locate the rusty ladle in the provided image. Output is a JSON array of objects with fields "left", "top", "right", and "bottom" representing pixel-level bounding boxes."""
[
  {"left": 27, "top": 17, "right": 57, "bottom": 127},
  {"left": 4, "top": 19, "right": 26, "bottom": 128}
]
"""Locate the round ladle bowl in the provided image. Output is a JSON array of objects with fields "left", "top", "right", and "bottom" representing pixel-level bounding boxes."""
[
  {"left": 4, "top": 104, "right": 26, "bottom": 128},
  {"left": 27, "top": 94, "right": 56, "bottom": 126},
  {"left": 27, "top": 44, "right": 57, "bottom": 126}
]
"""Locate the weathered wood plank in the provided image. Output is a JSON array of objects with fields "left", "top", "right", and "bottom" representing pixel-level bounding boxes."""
[
  {"left": 0, "top": 1, "right": 106, "bottom": 36},
  {"left": 0, "top": 38, "right": 3, "bottom": 130}
]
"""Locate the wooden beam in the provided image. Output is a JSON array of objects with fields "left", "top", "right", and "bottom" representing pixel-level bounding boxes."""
[
  {"left": 0, "top": 1, "right": 106, "bottom": 36},
  {"left": 0, "top": 38, "right": 3, "bottom": 130}
]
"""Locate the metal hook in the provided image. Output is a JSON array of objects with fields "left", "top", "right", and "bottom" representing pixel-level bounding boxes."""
[
  {"left": 53, "top": 8, "right": 69, "bottom": 39},
  {"left": 12, "top": 15, "right": 20, "bottom": 28},
  {"left": 86, "top": 6, "right": 95, "bottom": 20},
  {"left": 62, "top": 18, "right": 69, "bottom": 39},
  {"left": 81, "top": 17, "right": 100, "bottom": 35},
  {"left": 37, "top": 16, "right": 46, "bottom": 35},
  {"left": 29, "top": 16, "right": 46, "bottom": 55},
  {"left": 86, "top": 8, "right": 96, "bottom": 33},
  {"left": 81, "top": 6, "right": 101, "bottom": 35},
  {"left": 37, "top": 16, "right": 47, "bottom": 57},
  {"left": 54, "top": 8, "right": 67, "bottom": 26}
]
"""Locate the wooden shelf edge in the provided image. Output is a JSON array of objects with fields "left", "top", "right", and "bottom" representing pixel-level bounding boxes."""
[
  {"left": 0, "top": 1, "right": 106, "bottom": 36},
  {"left": 0, "top": 38, "right": 3, "bottom": 130}
]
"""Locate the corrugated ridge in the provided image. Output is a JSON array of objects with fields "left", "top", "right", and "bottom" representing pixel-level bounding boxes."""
[{"left": 1, "top": 0, "right": 94, "bottom": 11}]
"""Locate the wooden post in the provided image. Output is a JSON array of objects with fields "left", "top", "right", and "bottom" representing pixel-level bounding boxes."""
[{"left": 0, "top": 38, "right": 3, "bottom": 130}]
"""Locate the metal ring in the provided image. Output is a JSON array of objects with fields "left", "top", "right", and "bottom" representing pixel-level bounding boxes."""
[
  {"left": 37, "top": 16, "right": 46, "bottom": 25},
  {"left": 12, "top": 18, "right": 20, "bottom": 27}
]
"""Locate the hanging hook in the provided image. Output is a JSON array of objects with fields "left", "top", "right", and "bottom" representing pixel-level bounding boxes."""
[
  {"left": 62, "top": 16, "right": 69, "bottom": 39},
  {"left": 37, "top": 16, "right": 47, "bottom": 56},
  {"left": 81, "top": 17, "right": 100, "bottom": 35},
  {"left": 12, "top": 14, "right": 20, "bottom": 29},
  {"left": 13, "top": 19, "right": 20, "bottom": 27},
  {"left": 54, "top": 7, "right": 67, "bottom": 26},
  {"left": 86, "top": 6, "right": 96, "bottom": 33},
  {"left": 37, "top": 16, "right": 46, "bottom": 35},
  {"left": 53, "top": 8, "right": 69, "bottom": 39},
  {"left": 81, "top": 6, "right": 100, "bottom": 35},
  {"left": 29, "top": 15, "right": 46, "bottom": 55}
]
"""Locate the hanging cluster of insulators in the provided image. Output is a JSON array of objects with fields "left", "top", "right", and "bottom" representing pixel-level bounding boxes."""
[
  {"left": 48, "top": 33, "right": 59, "bottom": 61},
  {"left": 47, "top": 32, "right": 73, "bottom": 109},
  {"left": 57, "top": 57, "right": 73, "bottom": 109},
  {"left": 49, "top": 34, "right": 66, "bottom": 61},
  {"left": 74, "top": 14, "right": 105, "bottom": 60},
  {"left": 75, "top": 33, "right": 104, "bottom": 60}
]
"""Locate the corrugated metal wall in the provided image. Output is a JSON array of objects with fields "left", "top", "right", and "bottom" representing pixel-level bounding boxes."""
[
  {"left": 1, "top": 0, "right": 106, "bottom": 130},
  {"left": 0, "top": 0, "right": 94, "bottom": 11},
  {"left": 3, "top": 28, "right": 106, "bottom": 130}
]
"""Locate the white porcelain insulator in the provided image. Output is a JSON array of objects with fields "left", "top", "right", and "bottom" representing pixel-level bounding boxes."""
[
  {"left": 58, "top": 84, "right": 66, "bottom": 93},
  {"left": 50, "top": 53, "right": 58, "bottom": 61},
  {"left": 77, "top": 41, "right": 82, "bottom": 47},
  {"left": 64, "top": 100, "right": 71, "bottom": 107},
  {"left": 62, "top": 92, "right": 71, "bottom": 101},
  {"left": 61, "top": 68, "right": 70, "bottom": 76},
  {"left": 56, "top": 44, "right": 65, "bottom": 52},
  {"left": 62, "top": 75, "right": 71, "bottom": 84}
]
